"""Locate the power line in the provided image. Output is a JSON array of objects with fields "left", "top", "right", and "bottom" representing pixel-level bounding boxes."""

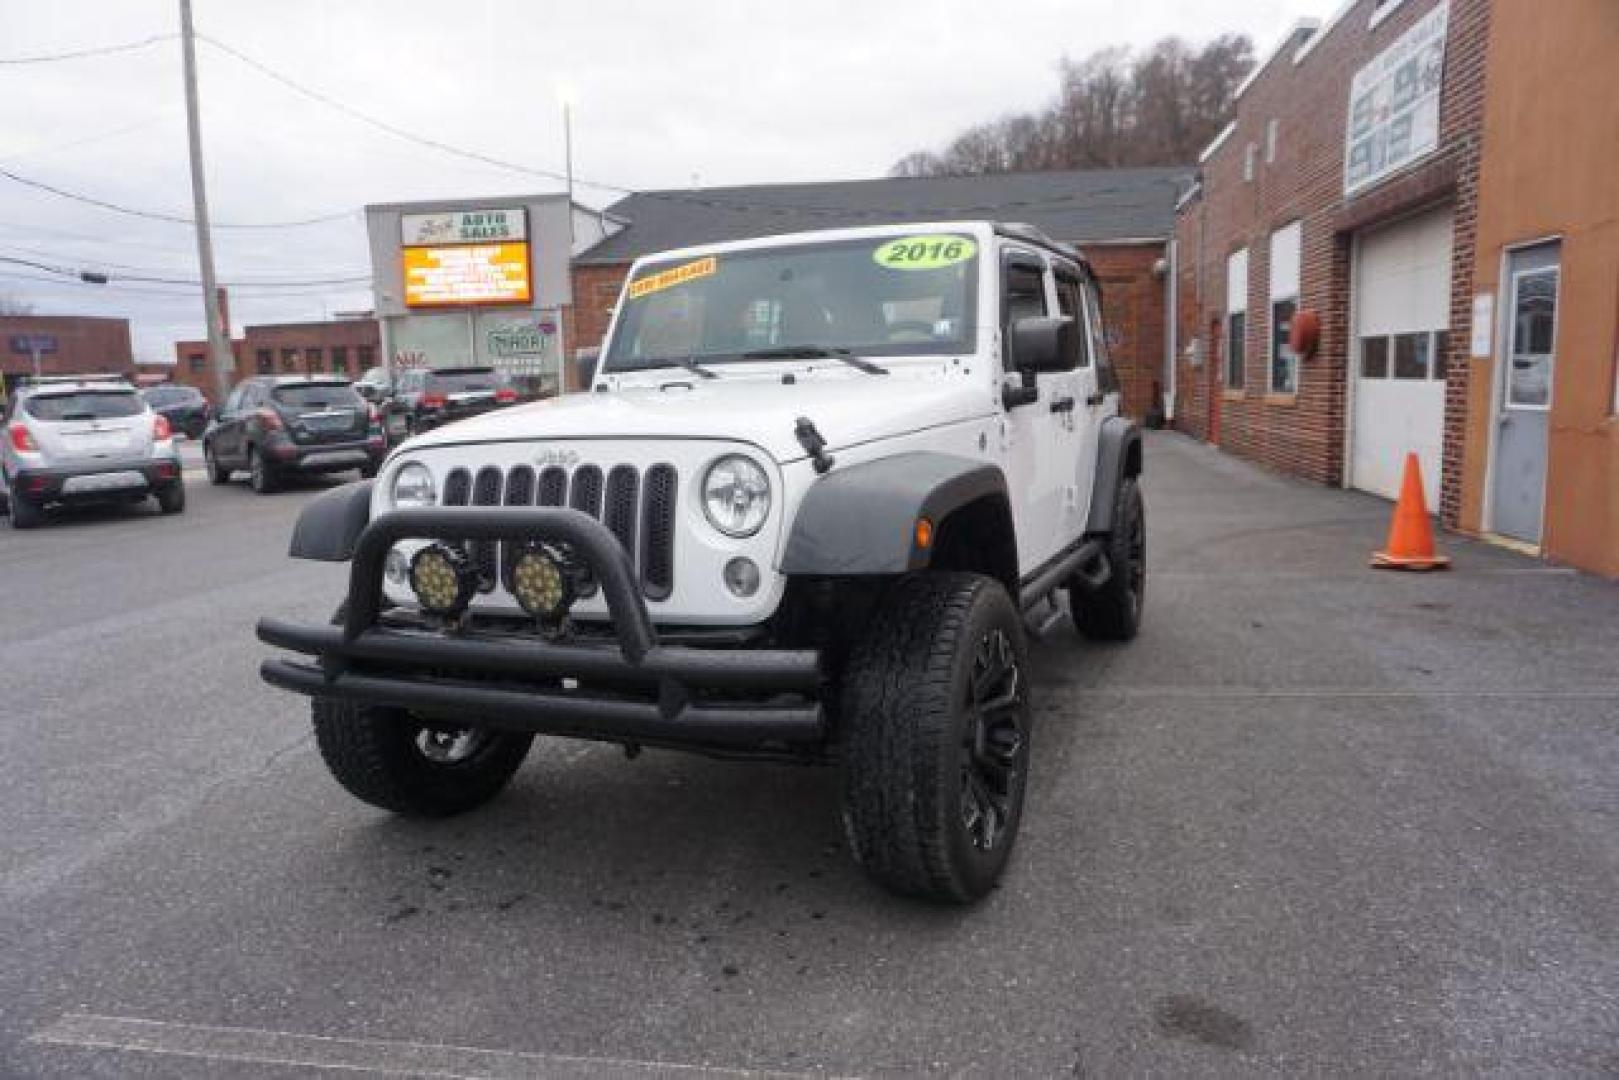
[
  {"left": 0, "top": 240, "right": 368, "bottom": 281},
  {"left": 0, "top": 32, "right": 177, "bottom": 65},
  {"left": 0, "top": 164, "right": 357, "bottom": 228}
]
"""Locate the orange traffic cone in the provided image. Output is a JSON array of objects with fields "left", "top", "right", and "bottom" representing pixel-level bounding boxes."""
[{"left": 1371, "top": 453, "right": 1450, "bottom": 571}]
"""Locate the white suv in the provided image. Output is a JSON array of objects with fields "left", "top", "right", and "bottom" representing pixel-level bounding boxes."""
[
  {"left": 2, "top": 375, "right": 185, "bottom": 528},
  {"left": 258, "top": 221, "right": 1145, "bottom": 903}
]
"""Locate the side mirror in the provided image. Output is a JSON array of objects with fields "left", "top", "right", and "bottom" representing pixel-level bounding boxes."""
[
  {"left": 574, "top": 347, "right": 601, "bottom": 391},
  {"left": 1010, "top": 315, "right": 1079, "bottom": 374}
]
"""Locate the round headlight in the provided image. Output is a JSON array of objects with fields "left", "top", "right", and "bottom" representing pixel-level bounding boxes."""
[
  {"left": 702, "top": 455, "right": 771, "bottom": 537},
  {"left": 391, "top": 462, "right": 435, "bottom": 509}
]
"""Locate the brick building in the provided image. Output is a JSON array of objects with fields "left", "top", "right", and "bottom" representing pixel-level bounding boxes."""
[
  {"left": 568, "top": 169, "right": 1191, "bottom": 420},
  {"left": 172, "top": 316, "right": 380, "bottom": 398},
  {"left": 1172, "top": 0, "right": 1617, "bottom": 577},
  {"left": 1, "top": 315, "right": 133, "bottom": 395}
]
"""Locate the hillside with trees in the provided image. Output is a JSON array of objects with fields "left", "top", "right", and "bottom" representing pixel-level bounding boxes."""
[{"left": 891, "top": 35, "right": 1254, "bottom": 176}]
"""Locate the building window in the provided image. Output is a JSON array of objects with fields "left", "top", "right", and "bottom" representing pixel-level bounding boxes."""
[
  {"left": 306, "top": 347, "right": 323, "bottom": 373},
  {"left": 1225, "top": 248, "right": 1249, "bottom": 389},
  {"left": 331, "top": 346, "right": 348, "bottom": 374},
  {"left": 357, "top": 345, "right": 374, "bottom": 367},
  {"left": 1268, "top": 222, "right": 1302, "bottom": 394},
  {"left": 1265, "top": 119, "right": 1279, "bottom": 164},
  {"left": 1358, "top": 331, "right": 1448, "bottom": 382},
  {"left": 1369, "top": 0, "right": 1411, "bottom": 30},
  {"left": 255, "top": 348, "right": 272, "bottom": 374},
  {"left": 1243, "top": 143, "right": 1257, "bottom": 182},
  {"left": 187, "top": 353, "right": 206, "bottom": 374},
  {"left": 281, "top": 348, "right": 298, "bottom": 371}
]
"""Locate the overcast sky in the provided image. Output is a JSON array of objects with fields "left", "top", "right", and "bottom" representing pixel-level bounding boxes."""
[{"left": 1, "top": 0, "right": 1335, "bottom": 360}]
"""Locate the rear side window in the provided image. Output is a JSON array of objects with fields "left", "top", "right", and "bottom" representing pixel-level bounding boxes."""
[
  {"left": 25, "top": 391, "right": 144, "bottom": 421},
  {"left": 271, "top": 384, "right": 362, "bottom": 410}
]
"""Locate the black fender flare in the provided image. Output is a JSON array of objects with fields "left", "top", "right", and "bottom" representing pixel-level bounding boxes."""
[
  {"left": 781, "top": 453, "right": 1010, "bottom": 575},
  {"left": 289, "top": 480, "right": 375, "bottom": 561},
  {"left": 1084, "top": 416, "right": 1143, "bottom": 536}
]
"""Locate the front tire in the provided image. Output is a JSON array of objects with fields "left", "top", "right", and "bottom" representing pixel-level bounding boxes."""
[
  {"left": 840, "top": 573, "right": 1031, "bottom": 904},
  {"left": 204, "top": 441, "right": 232, "bottom": 485},
  {"left": 311, "top": 698, "right": 534, "bottom": 816},
  {"left": 1070, "top": 476, "right": 1145, "bottom": 642},
  {"left": 249, "top": 447, "right": 279, "bottom": 494}
]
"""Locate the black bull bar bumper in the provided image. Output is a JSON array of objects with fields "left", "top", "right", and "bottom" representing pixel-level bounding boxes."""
[{"left": 256, "top": 508, "right": 825, "bottom": 751}]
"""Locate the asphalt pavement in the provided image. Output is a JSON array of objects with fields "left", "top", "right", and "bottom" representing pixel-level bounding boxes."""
[{"left": 1, "top": 432, "right": 1614, "bottom": 1077}]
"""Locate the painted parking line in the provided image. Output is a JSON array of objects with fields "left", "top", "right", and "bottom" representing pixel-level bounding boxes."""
[{"left": 31, "top": 1013, "right": 848, "bottom": 1079}]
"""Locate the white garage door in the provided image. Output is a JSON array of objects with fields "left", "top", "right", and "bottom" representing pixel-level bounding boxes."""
[{"left": 1350, "top": 205, "right": 1453, "bottom": 506}]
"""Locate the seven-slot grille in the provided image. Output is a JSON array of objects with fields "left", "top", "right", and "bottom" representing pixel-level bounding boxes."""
[{"left": 441, "top": 461, "right": 677, "bottom": 600}]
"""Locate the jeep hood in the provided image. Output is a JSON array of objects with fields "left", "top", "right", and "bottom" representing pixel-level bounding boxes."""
[{"left": 397, "top": 369, "right": 988, "bottom": 464}]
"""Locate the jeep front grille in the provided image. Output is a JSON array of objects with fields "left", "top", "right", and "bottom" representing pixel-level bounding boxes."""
[{"left": 441, "top": 461, "right": 677, "bottom": 601}]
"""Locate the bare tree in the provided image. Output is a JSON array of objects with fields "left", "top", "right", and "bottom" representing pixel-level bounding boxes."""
[
  {"left": 890, "top": 35, "right": 1254, "bottom": 176},
  {"left": 0, "top": 293, "right": 36, "bottom": 316}
]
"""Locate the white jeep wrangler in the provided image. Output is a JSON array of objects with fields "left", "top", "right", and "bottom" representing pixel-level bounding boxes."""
[{"left": 259, "top": 221, "right": 1145, "bottom": 903}]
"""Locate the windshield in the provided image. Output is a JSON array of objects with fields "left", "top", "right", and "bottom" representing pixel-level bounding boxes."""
[
  {"left": 25, "top": 391, "right": 144, "bottom": 421},
  {"left": 272, "top": 384, "right": 362, "bottom": 410},
  {"left": 603, "top": 232, "right": 979, "bottom": 373}
]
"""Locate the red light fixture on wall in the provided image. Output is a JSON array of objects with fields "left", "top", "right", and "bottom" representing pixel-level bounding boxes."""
[{"left": 1290, "top": 309, "right": 1322, "bottom": 360}]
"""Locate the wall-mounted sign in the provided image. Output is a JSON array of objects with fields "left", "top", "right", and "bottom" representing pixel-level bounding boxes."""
[
  {"left": 401, "top": 207, "right": 527, "bottom": 246},
  {"left": 1345, "top": 1, "right": 1448, "bottom": 197},
  {"left": 9, "top": 334, "right": 58, "bottom": 355},
  {"left": 403, "top": 243, "right": 532, "bottom": 307}
]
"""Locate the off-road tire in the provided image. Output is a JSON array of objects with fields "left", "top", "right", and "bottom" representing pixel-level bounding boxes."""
[
  {"left": 249, "top": 447, "right": 279, "bottom": 494},
  {"left": 9, "top": 493, "right": 43, "bottom": 529},
  {"left": 1071, "top": 476, "right": 1145, "bottom": 641},
  {"left": 840, "top": 572, "right": 1032, "bottom": 904},
  {"left": 311, "top": 698, "right": 533, "bottom": 816},
  {"left": 156, "top": 485, "right": 186, "bottom": 514},
  {"left": 204, "top": 442, "right": 232, "bottom": 484}
]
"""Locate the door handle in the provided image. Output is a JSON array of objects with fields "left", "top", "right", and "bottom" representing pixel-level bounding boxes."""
[
  {"left": 1085, "top": 391, "right": 1106, "bottom": 407},
  {"left": 1049, "top": 396, "right": 1075, "bottom": 414}
]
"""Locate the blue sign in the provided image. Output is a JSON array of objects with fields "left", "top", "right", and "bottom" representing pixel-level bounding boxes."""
[{"left": 9, "top": 334, "right": 57, "bottom": 354}]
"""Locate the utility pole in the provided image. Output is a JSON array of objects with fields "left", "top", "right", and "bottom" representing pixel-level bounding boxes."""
[
  {"left": 562, "top": 97, "right": 575, "bottom": 254},
  {"left": 179, "top": 0, "right": 233, "bottom": 405}
]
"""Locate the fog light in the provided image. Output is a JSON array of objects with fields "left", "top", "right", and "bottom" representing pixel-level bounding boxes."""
[
  {"left": 409, "top": 543, "right": 475, "bottom": 617},
  {"left": 723, "top": 557, "right": 761, "bottom": 597},
  {"left": 508, "top": 541, "right": 575, "bottom": 620},
  {"left": 385, "top": 546, "right": 409, "bottom": 585}
]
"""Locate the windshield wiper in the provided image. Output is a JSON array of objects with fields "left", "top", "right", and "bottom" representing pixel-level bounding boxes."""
[
  {"left": 740, "top": 345, "right": 889, "bottom": 376},
  {"left": 628, "top": 356, "right": 717, "bottom": 380}
]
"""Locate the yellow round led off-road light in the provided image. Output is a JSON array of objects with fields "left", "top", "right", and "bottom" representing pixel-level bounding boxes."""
[
  {"left": 409, "top": 543, "right": 475, "bottom": 617},
  {"left": 510, "top": 543, "right": 574, "bottom": 620}
]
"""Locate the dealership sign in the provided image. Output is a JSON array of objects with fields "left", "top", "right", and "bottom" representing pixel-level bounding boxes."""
[
  {"left": 1345, "top": 2, "right": 1448, "bottom": 197},
  {"left": 401, "top": 207, "right": 527, "bottom": 246},
  {"left": 404, "top": 243, "right": 532, "bottom": 306}
]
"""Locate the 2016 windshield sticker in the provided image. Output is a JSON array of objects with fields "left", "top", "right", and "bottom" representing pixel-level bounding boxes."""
[
  {"left": 627, "top": 256, "right": 718, "bottom": 299},
  {"left": 873, "top": 235, "right": 977, "bottom": 270}
]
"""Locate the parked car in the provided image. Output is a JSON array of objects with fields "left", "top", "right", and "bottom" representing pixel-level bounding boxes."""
[
  {"left": 203, "top": 376, "right": 385, "bottom": 494},
  {"left": 257, "top": 221, "right": 1145, "bottom": 904},
  {"left": 141, "top": 383, "right": 211, "bottom": 439},
  {"left": 1, "top": 374, "right": 184, "bottom": 528},
  {"left": 385, "top": 365, "right": 518, "bottom": 437},
  {"left": 353, "top": 365, "right": 393, "bottom": 405}
]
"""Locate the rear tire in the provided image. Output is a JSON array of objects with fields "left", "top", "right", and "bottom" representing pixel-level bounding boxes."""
[
  {"left": 249, "top": 447, "right": 279, "bottom": 494},
  {"left": 156, "top": 484, "right": 185, "bottom": 514},
  {"left": 204, "top": 442, "right": 232, "bottom": 485},
  {"left": 1070, "top": 477, "right": 1145, "bottom": 641},
  {"left": 311, "top": 698, "right": 533, "bottom": 816},
  {"left": 9, "top": 494, "right": 43, "bottom": 529},
  {"left": 840, "top": 572, "right": 1031, "bottom": 904}
]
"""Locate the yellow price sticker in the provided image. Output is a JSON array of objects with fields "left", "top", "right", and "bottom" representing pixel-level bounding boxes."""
[
  {"left": 627, "top": 256, "right": 718, "bottom": 300},
  {"left": 873, "top": 235, "right": 977, "bottom": 270}
]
